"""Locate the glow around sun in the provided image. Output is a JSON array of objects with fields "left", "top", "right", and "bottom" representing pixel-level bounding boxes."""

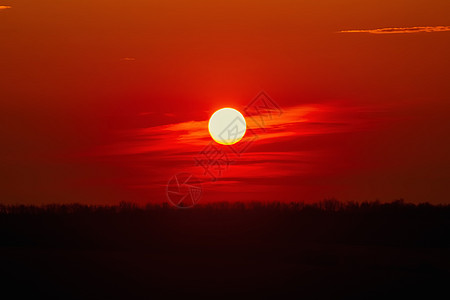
[{"left": 208, "top": 108, "right": 246, "bottom": 145}]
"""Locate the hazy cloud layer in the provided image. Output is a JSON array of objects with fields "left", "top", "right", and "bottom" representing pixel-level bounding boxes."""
[
  {"left": 86, "top": 102, "right": 383, "bottom": 199},
  {"left": 96, "top": 103, "right": 365, "bottom": 156},
  {"left": 340, "top": 26, "right": 450, "bottom": 34}
]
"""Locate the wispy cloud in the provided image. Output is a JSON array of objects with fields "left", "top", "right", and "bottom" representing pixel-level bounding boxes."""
[
  {"left": 92, "top": 102, "right": 378, "bottom": 158},
  {"left": 340, "top": 26, "right": 450, "bottom": 34},
  {"left": 0, "top": 5, "right": 12, "bottom": 10},
  {"left": 84, "top": 102, "right": 387, "bottom": 202}
]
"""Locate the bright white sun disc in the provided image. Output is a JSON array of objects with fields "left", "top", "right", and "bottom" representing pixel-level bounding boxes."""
[{"left": 208, "top": 108, "right": 246, "bottom": 145}]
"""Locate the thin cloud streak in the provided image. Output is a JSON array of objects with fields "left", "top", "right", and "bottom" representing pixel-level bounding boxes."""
[
  {"left": 340, "top": 26, "right": 450, "bottom": 34},
  {"left": 0, "top": 5, "right": 12, "bottom": 10},
  {"left": 85, "top": 102, "right": 388, "bottom": 202},
  {"left": 94, "top": 105, "right": 313, "bottom": 156},
  {"left": 92, "top": 103, "right": 380, "bottom": 157}
]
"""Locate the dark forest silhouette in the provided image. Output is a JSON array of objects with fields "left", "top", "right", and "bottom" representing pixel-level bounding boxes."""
[{"left": 1, "top": 200, "right": 449, "bottom": 298}]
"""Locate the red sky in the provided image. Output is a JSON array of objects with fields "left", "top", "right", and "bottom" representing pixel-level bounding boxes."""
[{"left": 1, "top": 1, "right": 450, "bottom": 205}]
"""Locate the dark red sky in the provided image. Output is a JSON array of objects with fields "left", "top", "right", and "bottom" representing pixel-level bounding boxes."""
[{"left": 1, "top": 1, "right": 450, "bottom": 205}]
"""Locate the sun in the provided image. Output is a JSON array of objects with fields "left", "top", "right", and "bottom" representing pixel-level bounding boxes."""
[{"left": 208, "top": 108, "right": 246, "bottom": 145}]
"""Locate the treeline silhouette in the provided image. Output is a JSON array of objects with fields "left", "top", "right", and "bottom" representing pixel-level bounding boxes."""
[
  {"left": 1, "top": 199, "right": 449, "bottom": 248},
  {"left": 1, "top": 200, "right": 449, "bottom": 298},
  {"left": 1, "top": 198, "right": 448, "bottom": 214}
]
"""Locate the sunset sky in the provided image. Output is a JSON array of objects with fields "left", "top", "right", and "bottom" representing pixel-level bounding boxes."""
[{"left": 1, "top": 1, "right": 450, "bottom": 205}]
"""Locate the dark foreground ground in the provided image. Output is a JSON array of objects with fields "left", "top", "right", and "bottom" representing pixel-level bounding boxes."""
[{"left": 1, "top": 200, "right": 449, "bottom": 299}]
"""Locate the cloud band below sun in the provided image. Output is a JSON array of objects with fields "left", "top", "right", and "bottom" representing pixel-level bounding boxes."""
[
  {"left": 0, "top": 6, "right": 12, "bottom": 10},
  {"left": 340, "top": 26, "right": 450, "bottom": 34}
]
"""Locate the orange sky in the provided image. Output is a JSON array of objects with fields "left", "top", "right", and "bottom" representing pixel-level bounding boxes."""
[{"left": 1, "top": 1, "right": 450, "bottom": 205}]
